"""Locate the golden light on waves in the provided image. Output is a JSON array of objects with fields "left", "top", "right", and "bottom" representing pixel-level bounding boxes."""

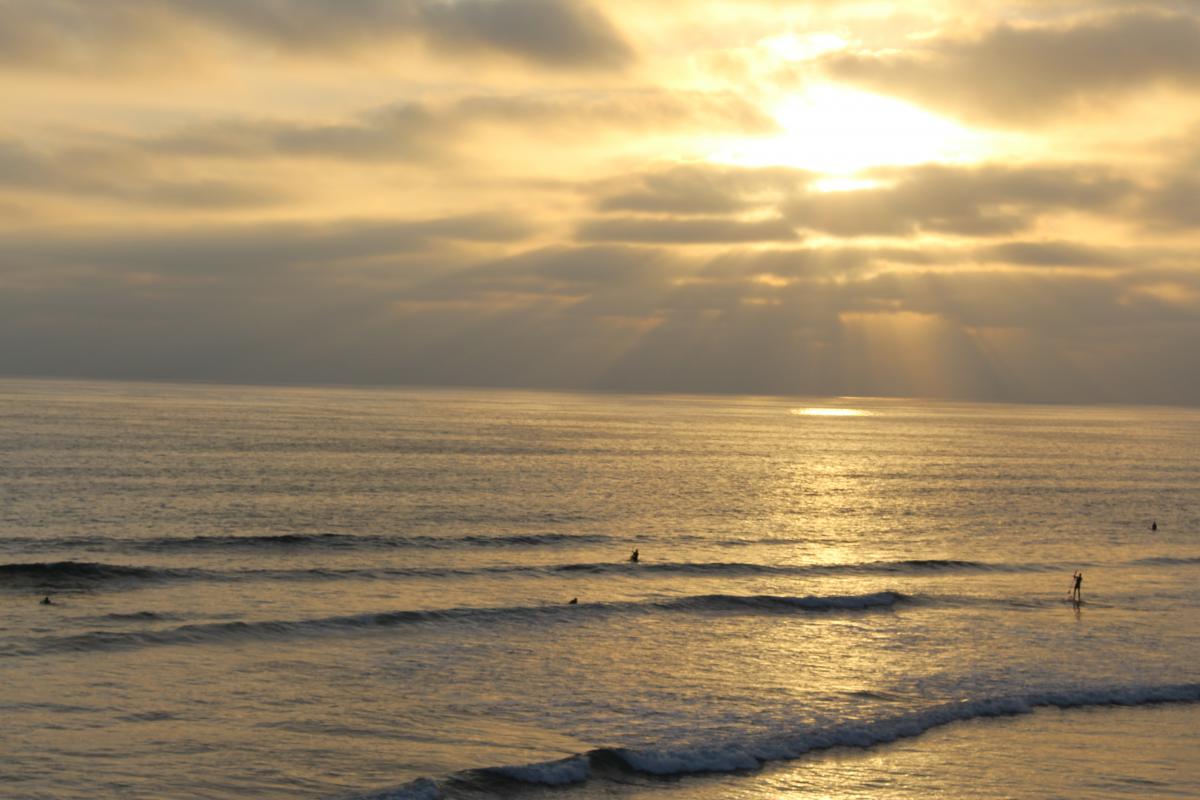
[{"left": 791, "top": 407, "right": 872, "bottom": 417}]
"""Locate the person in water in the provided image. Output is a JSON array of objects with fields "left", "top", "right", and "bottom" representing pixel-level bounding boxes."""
[
  {"left": 568, "top": 597, "right": 578, "bottom": 605},
  {"left": 40, "top": 596, "right": 53, "bottom": 605},
  {"left": 1070, "top": 571, "right": 1083, "bottom": 603},
  {"left": 1152, "top": 519, "right": 1158, "bottom": 531},
  {"left": 629, "top": 548, "right": 639, "bottom": 563}
]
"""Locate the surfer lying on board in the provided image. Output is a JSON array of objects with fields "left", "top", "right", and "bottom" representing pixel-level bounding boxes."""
[{"left": 1070, "top": 571, "right": 1082, "bottom": 603}]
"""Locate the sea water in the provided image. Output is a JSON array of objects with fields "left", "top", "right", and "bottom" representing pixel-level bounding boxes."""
[{"left": 1, "top": 378, "right": 1197, "bottom": 799}]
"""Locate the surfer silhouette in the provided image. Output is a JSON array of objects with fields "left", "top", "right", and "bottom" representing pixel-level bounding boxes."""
[
  {"left": 1070, "top": 571, "right": 1082, "bottom": 603},
  {"left": 40, "top": 596, "right": 53, "bottom": 605},
  {"left": 629, "top": 548, "right": 639, "bottom": 563},
  {"left": 1151, "top": 519, "right": 1157, "bottom": 531}
]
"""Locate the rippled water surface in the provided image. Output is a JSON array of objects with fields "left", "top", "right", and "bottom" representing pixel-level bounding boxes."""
[{"left": 1, "top": 379, "right": 1198, "bottom": 798}]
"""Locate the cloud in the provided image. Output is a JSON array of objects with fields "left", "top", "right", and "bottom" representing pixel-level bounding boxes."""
[
  {"left": 823, "top": 11, "right": 1200, "bottom": 124},
  {"left": 2, "top": 3, "right": 1199, "bottom": 405},
  {"left": 975, "top": 240, "right": 1127, "bottom": 267},
  {"left": 404, "top": 245, "right": 672, "bottom": 302},
  {"left": 586, "top": 162, "right": 1134, "bottom": 241},
  {"left": 0, "top": 90, "right": 776, "bottom": 216},
  {"left": 3, "top": 224, "right": 1200, "bottom": 402},
  {"left": 785, "top": 163, "right": 1133, "bottom": 237},
  {"left": 576, "top": 216, "right": 798, "bottom": 244},
  {"left": 2, "top": 213, "right": 533, "bottom": 278},
  {"left": 595, "top": 164, "right": 812, "bottom": 215},
  {"left": 404, "top": 0, "right": 632, "bottom": 68},
  {"left": 698, "top": 244, "right": 956, "bottom": 280},
  {"left": 149, "top": 91, "right": 776, "bottom": 162},
  {"left": 0, "top": 0, "right": 633, "bottom": 72},
  {"left": 0, "top": 138, "right": 284, "bottom": 209},
  {"left": 1140, "top": 173, "right": 1200, "bottom": 229}
]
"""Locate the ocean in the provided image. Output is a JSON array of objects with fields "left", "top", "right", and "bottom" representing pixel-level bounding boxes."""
[{"left": 1, "top": 378, "right": 1198, "bottom": 799}]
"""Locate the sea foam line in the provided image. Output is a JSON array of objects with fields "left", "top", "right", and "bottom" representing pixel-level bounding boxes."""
[
  {"left": 608, "top": 682, "right": 1200, "bottom": 775},
  {"left": 356, "top": 682, "right": 1200, "bottom": 798}
]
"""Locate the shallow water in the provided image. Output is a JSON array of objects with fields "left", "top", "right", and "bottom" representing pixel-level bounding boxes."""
[{"left": 1, "top": 379, "right": 1197, "bottom": 798}]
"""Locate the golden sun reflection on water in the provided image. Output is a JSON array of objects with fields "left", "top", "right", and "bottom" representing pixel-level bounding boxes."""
[{"left": 791, "top": 407, "right": 872, "bottom": 417}]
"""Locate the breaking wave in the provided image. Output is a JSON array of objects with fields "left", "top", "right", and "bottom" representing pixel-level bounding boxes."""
[{"left": 353, "top": 682, "right": 1200, "bottom": 798}]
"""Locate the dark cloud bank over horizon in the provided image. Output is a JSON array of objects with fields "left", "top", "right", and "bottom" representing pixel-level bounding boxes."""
[{"left": 4, "top": 221, "right": 1200, "bottom": 407}]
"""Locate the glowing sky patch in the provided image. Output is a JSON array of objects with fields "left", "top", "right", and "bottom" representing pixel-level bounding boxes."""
[
  {"left": 709, "top": 87, "right": 992, "bottom": 175},
  {"left": 791, "top": 408, "right": 873, "bottom": 417}
]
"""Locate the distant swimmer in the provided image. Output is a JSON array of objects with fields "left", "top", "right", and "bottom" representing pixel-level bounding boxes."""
[
  {"left": 568, "top": 597, "right": 578, "bottom": 605},
  {"left": 629, "top": 548, "right": 639, "bottom": 563},
  {"left": 40, "top": 596, "right": 53, "bottom": 605},
  {"left": 1152, "top": 520, "right": 1158, "bottom": 531},
  {"left": 1070, "top": 571, "right": 1083, "bottom": 603}
]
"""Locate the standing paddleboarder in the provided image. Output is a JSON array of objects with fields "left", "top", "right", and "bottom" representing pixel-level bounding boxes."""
[{"left": 1070, "top": 571, "right": 1083, "bottom": 603}]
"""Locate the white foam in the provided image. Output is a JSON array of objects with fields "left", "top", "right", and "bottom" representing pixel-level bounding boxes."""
[
  {"left": 612, "top": 682, "right": 1200, "bottom": 777},
  {"left": 615, "top": 745, "right": 760, "bottom": 774}
]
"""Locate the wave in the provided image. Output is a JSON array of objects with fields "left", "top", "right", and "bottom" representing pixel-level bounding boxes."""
[
  {"left": 0, "top": 532, "right": 619, "bottom": 554},
  {"left": 0, "top": 559, "right": 487, "bottom": 590},
  {"left": 2, "top": 591, "right": 905, "bottom": 657},
  {"left": 355, "top": 682, "right": 1200, "bottom": 798},
  {"left": 549, "top": 558, "right": 1039, "bottom": 577},
  {"left": 147, "top": 532, "right": 618, "bottom": 551},
  {"left": 1, "top": 532, "right": 924, "bottom": 554},
  {"left": 93, "top": 611, "right": 178, "bottom": 622},
  {"left": 0, "top": 561, "right": 206, "bottom": 590},
  {"left": 0, "top": 555, "right": 1047, "bottom": 593},
  {"left": 1133, "top": 555, "right": 1200, "bottom": 566},
  {"left": 658, "top": 591, "right": 904, "bottom": 612}
]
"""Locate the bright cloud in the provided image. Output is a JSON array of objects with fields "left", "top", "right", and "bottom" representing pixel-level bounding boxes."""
[{"left": 1, "top": 0, "right": 1199, "bottom": 404}]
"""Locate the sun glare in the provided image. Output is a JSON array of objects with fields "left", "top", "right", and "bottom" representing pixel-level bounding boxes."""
[
  {"left": 710, "top": 86, "right": 988, "bottom": 175},
  {"left": 792, "top": 407, "right": 871, "bottom": 417}
]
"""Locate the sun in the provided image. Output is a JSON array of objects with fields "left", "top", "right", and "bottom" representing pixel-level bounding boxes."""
[{"left": 709, "top": 85, "right": 991, "bottom": 178}]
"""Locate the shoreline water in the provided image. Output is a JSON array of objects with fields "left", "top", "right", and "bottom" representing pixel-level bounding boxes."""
[{"left": 340, "top": 689, "right": 1200, "bottom": 799}]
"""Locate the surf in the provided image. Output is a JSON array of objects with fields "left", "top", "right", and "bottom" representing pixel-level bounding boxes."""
[{"left": 356, "top": 682, "right": 1200, "bottom": 798}]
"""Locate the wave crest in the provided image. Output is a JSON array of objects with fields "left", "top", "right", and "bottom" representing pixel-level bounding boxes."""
[
  {"left": 0, "top": 561, "right": 200, "bottom": 589},
  {"left": 5, "top": 591, "right": 906, "bottom": 657},
  {"left": 358, "top": 682, "right": 1200, "bottom": 796}
]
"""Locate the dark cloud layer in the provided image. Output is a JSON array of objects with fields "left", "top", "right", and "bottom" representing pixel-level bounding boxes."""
[
  {"left": 0, "top": 0, "right": 633, "bottom": 71},
  {"left": 2, "top": 214, "right": 532, "bottom": 277},
  {"left": 4, "top": 218, "right": 1199, "bottom": 403},
  {"left": 824, "top": 11, "right": 1200, "bottom": 124},
  {"left": 977, "top": 240, "right": 1127, "bottom": 267}
]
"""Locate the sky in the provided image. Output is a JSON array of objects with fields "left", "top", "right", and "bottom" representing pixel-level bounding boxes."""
[{"left": 2, "top": 0, "right": 1199, "bottom": 405}]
